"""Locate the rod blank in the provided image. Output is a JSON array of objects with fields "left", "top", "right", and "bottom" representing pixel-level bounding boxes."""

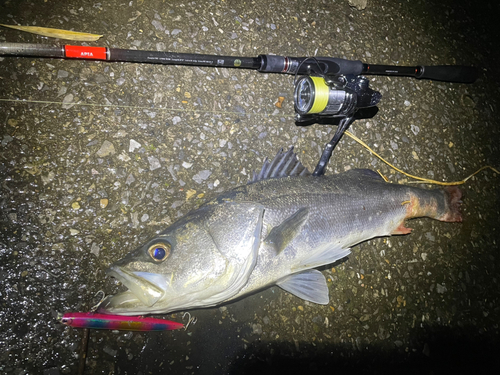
[{"left": 0, "top": 42, "right": 479, "bottom": 84}]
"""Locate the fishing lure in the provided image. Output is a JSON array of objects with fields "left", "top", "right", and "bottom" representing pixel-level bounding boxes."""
[{"left": 60, "top": 312, "right": 184, "bottom": 331}]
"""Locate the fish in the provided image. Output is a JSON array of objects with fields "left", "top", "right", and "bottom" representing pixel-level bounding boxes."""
[
  {"left": 60, "top": 312, "right": 184, "bottom": 331},
  {"left": 99, "top": 147, "right": 462, "bottom": 315}
]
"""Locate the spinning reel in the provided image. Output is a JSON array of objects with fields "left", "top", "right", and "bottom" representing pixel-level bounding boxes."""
[
  {"left": 1, "top": 44, "right": 479, "bottom": 175},
  {"left": 294, "top": 70, "right": 381, "bottom": 123},
  {"left": 290, "top": 57, "right": 382, "bottom": 175}
]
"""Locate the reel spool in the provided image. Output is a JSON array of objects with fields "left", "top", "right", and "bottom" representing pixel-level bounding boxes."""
[{"left": 293, "top": 75, "right": 381, "bottom": 123}]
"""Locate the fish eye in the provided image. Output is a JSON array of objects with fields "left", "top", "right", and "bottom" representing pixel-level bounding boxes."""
[{"left": 147, "top": 243, "right": 171, "bottom": 262}]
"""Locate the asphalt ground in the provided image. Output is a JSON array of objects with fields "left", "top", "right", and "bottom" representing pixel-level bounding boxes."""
[{"left": 0, "top": 0, "right": 499, "bottom": 374}]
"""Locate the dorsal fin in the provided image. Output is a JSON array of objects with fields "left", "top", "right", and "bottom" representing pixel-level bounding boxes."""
[
  {"left": 250, "top": 147, "right": 310, "bottom": 183},
  {"left": 346, "top": 168, "right": 385, "bottom": 180}
]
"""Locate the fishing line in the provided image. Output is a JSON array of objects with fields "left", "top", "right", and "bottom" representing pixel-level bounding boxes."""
[
  {"left": 293, "top": 56, "right": 326, "bottom": 87},
  {"left": 0, "top": 97, "right": 293, "bottom": 118},
  {"left": 0, "top": 42, "right": 480, "bottom": 174},
  {"left": 344, "top": 130, "right": 499, "bottom": 185},
  {"left": 2, "top": 97, "right": 496, "bottom": 185}
]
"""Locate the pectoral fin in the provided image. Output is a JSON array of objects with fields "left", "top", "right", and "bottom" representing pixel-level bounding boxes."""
[
  {"left": 277, "top": 269, "right": 329, "bottom": 305},
  {"left": 264, "top": 207, "right": 309, "bottom": 255}
]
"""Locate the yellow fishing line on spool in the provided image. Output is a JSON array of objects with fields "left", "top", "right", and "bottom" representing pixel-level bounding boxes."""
[{"left": 308, "top": 76, "right": 329, "bottom": 114}]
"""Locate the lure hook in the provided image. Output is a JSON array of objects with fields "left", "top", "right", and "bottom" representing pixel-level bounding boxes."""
[
  {"left": 90, "top": 290, "right": 107, "bottom": 312},
  {"left": 182, "top": 312, "right": 197, "bottom": 330}
]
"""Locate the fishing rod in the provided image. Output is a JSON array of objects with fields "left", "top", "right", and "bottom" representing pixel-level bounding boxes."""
[{"left": 0, "top": 42, "right": 479, "bottom": 175}]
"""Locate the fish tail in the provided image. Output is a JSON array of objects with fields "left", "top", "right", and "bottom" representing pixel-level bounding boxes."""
[
  {"left": 439, "top": 186, "right": 463, "bottom": 222},
  {"left": 404, "top": 186, "right": 462, "bottom": 223}
]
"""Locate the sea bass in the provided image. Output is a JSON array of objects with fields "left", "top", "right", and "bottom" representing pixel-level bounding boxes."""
[{"left": 99, "top": 148, "right": 462, "bottom": 315}]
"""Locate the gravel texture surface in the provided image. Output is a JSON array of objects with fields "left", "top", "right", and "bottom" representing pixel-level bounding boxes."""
[{"left": 0, "top": 0, "right": 499, "bottom": 374}]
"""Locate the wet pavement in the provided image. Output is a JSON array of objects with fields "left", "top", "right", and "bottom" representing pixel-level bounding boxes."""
[{"left": 1, "top": 0, "right": 499, "bottom": 374}]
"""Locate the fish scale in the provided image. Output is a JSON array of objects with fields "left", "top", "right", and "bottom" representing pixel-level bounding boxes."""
[
  {"left": 99, "top": 149, "right": 462, "bottom": 315},
  {"left": 222, "top": 172, "right": 444, "bottom": 301}
]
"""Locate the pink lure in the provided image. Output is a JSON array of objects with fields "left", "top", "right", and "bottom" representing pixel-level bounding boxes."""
[{"left": 60, "top": 312, "right": 184, "bottom": 331}]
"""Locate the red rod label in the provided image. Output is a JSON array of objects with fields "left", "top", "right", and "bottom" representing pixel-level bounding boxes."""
[{"left": 64, "top": 45, "right": 107, "bottom": 60}]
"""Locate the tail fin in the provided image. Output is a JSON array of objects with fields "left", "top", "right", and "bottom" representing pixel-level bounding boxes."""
[
  {"left": 404, "top": 186, "right": 463, "bottom": 223},
  {"left": 440, "top": 186, "right": 463, "bottom": 222}
]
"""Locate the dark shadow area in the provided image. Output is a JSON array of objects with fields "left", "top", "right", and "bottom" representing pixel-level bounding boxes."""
[
  {"left": 295, "top": 106, "right": 379, "bottom": 127},
  {"left": 109, "top": 318, "right": 500, "bottom": 375},
  {"left": 229, "top": 324, "right": 500, "bottom": 375}
]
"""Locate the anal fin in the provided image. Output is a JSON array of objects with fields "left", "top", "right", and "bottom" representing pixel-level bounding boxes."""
[
  {"left": 391, "top": 223, "right": 412, "bottom": 235},
  {"left": 277, "top": 269, "right": 329, "bottom": 305}
]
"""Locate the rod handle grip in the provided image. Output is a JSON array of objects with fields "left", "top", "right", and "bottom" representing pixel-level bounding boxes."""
[
  {"left": 417, "top": 65, "right": 479, "bottom": 83},
  {"left": 258, "top": 55, "right": 364, "bottom": 75}
]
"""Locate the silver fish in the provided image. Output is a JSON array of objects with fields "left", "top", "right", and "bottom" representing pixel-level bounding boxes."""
[{"left": 99, "top": 148, "right": 462, "bottom": 315}]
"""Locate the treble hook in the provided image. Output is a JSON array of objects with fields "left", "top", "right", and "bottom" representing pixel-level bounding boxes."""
[
  {"left": 182, "top": 312, "right": 198, "bottom": 330},
  {"left": 90, "top": 290, "right": 107, "bottom": 312}
]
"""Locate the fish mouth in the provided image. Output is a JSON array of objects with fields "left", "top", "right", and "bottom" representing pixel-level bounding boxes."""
[{"left": 99, "top": 266, "right": 167, "bottom": 314}]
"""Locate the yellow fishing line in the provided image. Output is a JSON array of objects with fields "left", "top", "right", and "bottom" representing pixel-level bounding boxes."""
[
  {"left": 1, "top": 97, "right": 497, "bottom": 185},
  {"left": 344, "top": 130, "right": 499, "bottom": 185}
]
